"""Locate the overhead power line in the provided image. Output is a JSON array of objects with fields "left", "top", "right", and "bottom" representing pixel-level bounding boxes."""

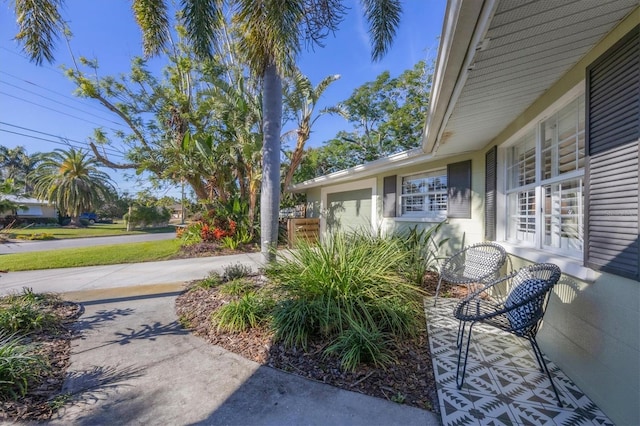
[
  {"left": 0, "top": 128, "right": 128, "bottom": 158},
  {"left": 0, "top": 121, "right": 126, "bottom": 158},
  {"left": 0, "top": 79, "right": 125, "bottom": 127},
  {"left": 0, "top": 91, "right": 123, "bottom": 132},
  {"left": 0, "top": 70, "right": 114, "bottom": 116}
]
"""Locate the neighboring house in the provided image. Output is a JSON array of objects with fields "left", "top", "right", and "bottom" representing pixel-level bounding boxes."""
[
  {"left": 290, "top": 1, "right": 639, "bottom": 424},
  {"left": 0, "top": 195, "right": 57, "bottom": 219}
]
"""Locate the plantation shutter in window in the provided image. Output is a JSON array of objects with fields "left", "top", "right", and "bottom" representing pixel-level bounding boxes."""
[
  {"left": 585, "top": 25, "right": 640, "bottom": 280},
  {"left": 383, "top": 175, "right": 397, "bottom": 217},
  {"left": 485, "top": 146, "right": 497, "bottom": 241},
  {"left": 447, "top": 160, "right": 472, "bottom": 219}
]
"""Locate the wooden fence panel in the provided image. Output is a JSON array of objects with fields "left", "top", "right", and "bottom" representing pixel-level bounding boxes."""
[{"left": 287, "top": 218, "right": 320, "bottom": 248}]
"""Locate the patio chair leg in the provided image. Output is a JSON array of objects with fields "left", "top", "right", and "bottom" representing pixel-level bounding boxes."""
[
  {"left": 456, "top": 319, "right": 464, "bottom": 348},
  {"left": 455, "top": 322, "right": 474, "bottom": 389},
  {"left": 433, "top": 276, "right": 444, "bottom": 306},
  {"left": 529, "top": 337, "right": 563, "bottom": 408}
]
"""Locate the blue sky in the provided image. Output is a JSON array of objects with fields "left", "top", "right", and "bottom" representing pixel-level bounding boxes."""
[{"left": 0, "top": 0, "right": 446, "bottom": 198}]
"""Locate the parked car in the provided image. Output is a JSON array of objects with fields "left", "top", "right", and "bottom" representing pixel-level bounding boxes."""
[{"left": 79, "top": 212, "right": 98, "bottom": 224}]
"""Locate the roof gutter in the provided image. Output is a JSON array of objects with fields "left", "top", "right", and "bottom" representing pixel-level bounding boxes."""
[
  {"left": 289, "top": 148, "right": 431, "bottom": 192},
  {"left": 421, "top": 0, "right": 498, "bottom": 154}
]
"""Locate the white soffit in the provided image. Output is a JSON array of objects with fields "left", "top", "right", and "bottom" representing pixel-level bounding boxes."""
[{"left": 434, "top": 0, "right": 638, "bottom": 156}]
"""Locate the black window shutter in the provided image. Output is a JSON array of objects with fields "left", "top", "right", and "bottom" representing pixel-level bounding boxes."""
[
  {"left": 485, "top": 147, "right": 497, "bottom": 241},
  {"left": 585, "top": 25, "right": 639, "bottom": 280},
  {"left": 383, "top": 175, "right": 397, "bottom": 218},
  {"left": 447, "top": 160, "right": 472, "bottom": 219}
]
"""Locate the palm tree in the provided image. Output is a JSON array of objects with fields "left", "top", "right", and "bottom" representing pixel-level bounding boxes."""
[
  {"left": 30, "top": 148, "right": 115, "bottom": 226},
  {"left": 0, "top": 145, "right": 42, "bottom": 195},
  {"left": 11, "top": 0, "right": 403, "bottom": 261},
  {"left": 282, "top": 70, "right": 340, "bottom": 190}
]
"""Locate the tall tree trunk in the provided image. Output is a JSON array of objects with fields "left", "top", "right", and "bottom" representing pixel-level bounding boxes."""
[{"left": 260, "top": 62, "right": 282, "bottom": 262}]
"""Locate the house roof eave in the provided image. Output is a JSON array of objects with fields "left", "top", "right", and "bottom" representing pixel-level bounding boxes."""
[
  {"left": 289, "top": 148, "right": 431, "bottom": 192},
  {"left": 421, "top": 0, "right": 497, "bottom": 154}
]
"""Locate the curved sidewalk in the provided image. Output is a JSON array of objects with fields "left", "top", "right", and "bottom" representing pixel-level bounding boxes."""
[{"left": 0, "top": 252, "right": 264, "bottom": 296}]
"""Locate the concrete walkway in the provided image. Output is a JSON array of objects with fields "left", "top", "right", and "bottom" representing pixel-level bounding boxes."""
[
  {"left": 1, "top": 255, "right": 440, "bottom": 426},
  {"left": 0, "top": 253, "right": 263, "bottom": 295}
]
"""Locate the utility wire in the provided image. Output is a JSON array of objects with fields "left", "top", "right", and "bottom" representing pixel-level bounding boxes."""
[
  {"left": 0, "top": 79, "right": 125, "bottom": 127},
  {"left": 0, "top": 121, "right": 126, "bottom": 157},
  {"left": 0, "top": 70, "right": 112, "bottom": 115},
  {"left": 0, "top": 129, "right": 126, "bottom": 160},
  {"left": 0, "top": 91, "right": 122, "bottom": 132}
]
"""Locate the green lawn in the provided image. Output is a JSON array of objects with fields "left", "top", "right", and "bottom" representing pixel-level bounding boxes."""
[
  {"left": 0, "top": 239, "right": 183, "bottom": 271},
  {"left": 3, "top": 222, "right": 176, "bottom": 240}
]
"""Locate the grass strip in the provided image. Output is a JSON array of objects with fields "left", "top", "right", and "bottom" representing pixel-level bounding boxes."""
[
  {"left": 3, "top": 223, "right": 176, "bottom": 240},
  {"left": 0, "top": 239, "right": 182, "bottom": 271}
]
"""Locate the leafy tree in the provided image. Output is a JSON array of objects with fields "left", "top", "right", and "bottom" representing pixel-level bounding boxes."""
[
  {"left": 300, "top": 60, "right": 433, "bottom": 177},
  {"left": 30, "top": 148, "right": 115, "bottom": 226},
  {"left": 0, "top": 179, "right": 26, "bottom": 216},
  {"left": 94, "top": 190, "right": 134, "bottom": 220}
]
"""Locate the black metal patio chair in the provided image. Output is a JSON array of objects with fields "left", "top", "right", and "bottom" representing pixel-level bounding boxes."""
[
  {"left": 453, "top": 263, "right": 563, "bottom": 407},
  {"left": 433, "top": 242, "right": 507, "bottom": 306}
]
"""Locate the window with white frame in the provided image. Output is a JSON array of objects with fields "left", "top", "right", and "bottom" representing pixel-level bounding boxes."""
[
  {"left": 400, "top": 170, "right": 447, "bottom": 217},
  {"left": 505, "top": 95, "right": 585, "bottom": 258}
]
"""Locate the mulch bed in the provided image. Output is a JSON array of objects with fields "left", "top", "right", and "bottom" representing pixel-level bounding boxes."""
[
  {"left": 175, "top": 271, "right": 464, "bottom": 413},
  {"left": 0, "top": 300, "right": 82, "bottom": 422}
]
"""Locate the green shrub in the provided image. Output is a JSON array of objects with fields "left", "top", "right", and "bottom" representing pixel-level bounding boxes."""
[
  {"left": 0, "top": 332, "right": 49, "bottom": 399},
  {"left": 325, "top": 320, "right": 393, "bottom": 372},
  {"left": 0, "top": 289, "right": 58, "bottom": 333},
  {"left": 396, "top": 222, "right": 449, "bottom": 285},
  {"left": 271, "top": 298, "right": 323, "bottom": 349},
  {"left": 222, "top": 263, "right": 251, "bottom": 282},
  {"left": 212, "top": 293, "right": 273, "bottom": 333},
  {"left": 124, "top": 205, "right": 171, "bottom": 229},
  {"left": 266, "top": 232, "right": 425, "bottom": 368},
  {"left": 219, "top": 278, "right": 255, "bottom": 297},
  {"left": 192, "top": 271, "right": 223, "bottom": 290},
  {"left": 179, "top": 222, "right": 204, "bottom": 245}
]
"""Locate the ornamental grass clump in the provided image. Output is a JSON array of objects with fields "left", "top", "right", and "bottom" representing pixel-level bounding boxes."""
[
  {"left": 0, "top": 332, "right": 49, "bottom": 400},
  {"left": 266, "top": 232, "right": 425, "bottom": 371},
  {"left": 212, "top": 292, "right": 274, "bottom": 333},
  {"left": 0, "top": 288, "right": 58, "bottom": 333}
]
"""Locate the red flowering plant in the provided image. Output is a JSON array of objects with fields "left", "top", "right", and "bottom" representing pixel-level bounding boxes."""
[{"left": 197, "top": 209, "right": 237, "bottom": 242}]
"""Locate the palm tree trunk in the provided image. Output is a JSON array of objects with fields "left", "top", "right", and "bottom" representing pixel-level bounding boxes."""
[{"left": 260, "top": 62, "right": 282, "bottom": 262}]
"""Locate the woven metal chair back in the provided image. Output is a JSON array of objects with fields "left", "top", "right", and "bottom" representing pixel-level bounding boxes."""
[
  {"left": 441, "top": 242, "right": 507, "bottom": 284},
  {"left": 504, "top": 263, "right": 561, "bottom": 337}
]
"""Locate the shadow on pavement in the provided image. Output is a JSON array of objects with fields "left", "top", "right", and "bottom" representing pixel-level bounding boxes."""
[{"left": 109, "top": 320, "right": 189, "bottom": 345}]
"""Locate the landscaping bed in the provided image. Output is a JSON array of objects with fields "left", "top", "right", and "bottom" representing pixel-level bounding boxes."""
[
  {"left": 175, "top": 270, "right": 448, "bottom": 413},
  {"left": 0, "top": 292, "right": 82, "bottom": 421}
]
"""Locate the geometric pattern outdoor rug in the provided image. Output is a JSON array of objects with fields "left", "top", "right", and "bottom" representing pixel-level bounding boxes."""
[{"left": 424, "top": 298, "right": 614, "bottom": 425}]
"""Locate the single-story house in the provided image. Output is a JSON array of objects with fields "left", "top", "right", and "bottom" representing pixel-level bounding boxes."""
[
  {"left": 290, "top": 1, "right": 639, "bottom": 424},
  {"left": 1, "top": 195, "right": 57, "bottom": 219}
]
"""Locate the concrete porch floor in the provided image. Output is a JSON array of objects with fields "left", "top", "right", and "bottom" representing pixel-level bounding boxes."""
[{"left": 425, "top": 298, "right": 613, "bottom": 426}]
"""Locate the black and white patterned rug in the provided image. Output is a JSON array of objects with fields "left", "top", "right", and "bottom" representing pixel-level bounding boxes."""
[{"left": 425, "top": 298, "right": 613, "bottom": 425}]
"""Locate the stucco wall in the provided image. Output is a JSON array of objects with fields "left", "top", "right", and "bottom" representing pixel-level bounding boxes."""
[
  {"left": 378, "top": 150, "right": 486, "bottom": 256},
  {"left": 508, "top": 256, "right": 639, "bottom": 426}
]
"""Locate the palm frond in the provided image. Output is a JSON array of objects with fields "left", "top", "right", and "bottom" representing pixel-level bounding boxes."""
[
  {"left": 132, "top": 0, "right": 171, "bottom": 57},
  {"left": 181, "top": 0, "right": 224, "bottom": 59},
  {"left": 360, "top": 0, "right": 401, "bottom": 61},
  {"left": 13, "top": 0, "right": 64, "bottom": 65}
]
